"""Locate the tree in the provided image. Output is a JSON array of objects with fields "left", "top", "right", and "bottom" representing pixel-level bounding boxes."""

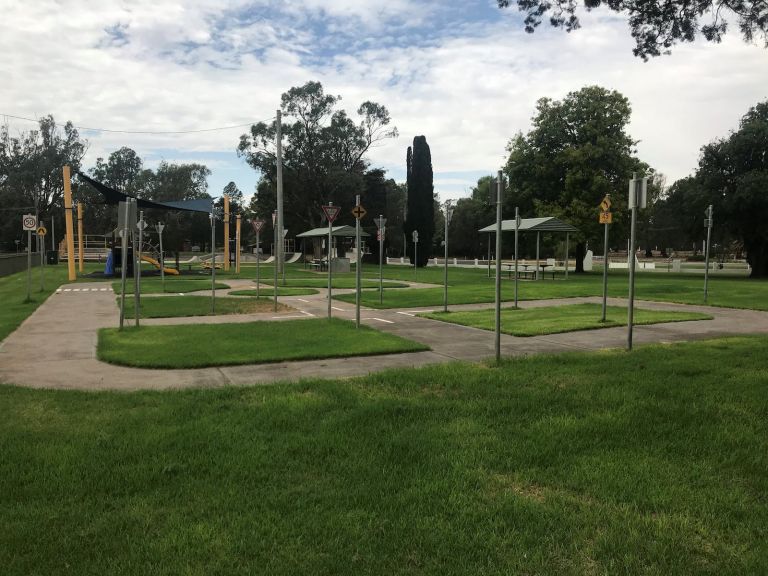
[
  {"left": 237, "top": 81, "right": 397, "bottom": 233},
  {"left": 403, "top": 136, "right": 435, "bottom": 267},
  {"left": 450, "top": 176, "right": 496, "bottom": 258},
  {"left": 0, "top": 116, "right": 87, "bottom": 251},
  {"left": 497, "top": 0, "right": 768, "bottom": 59},
  {"left": 504, "top": 86, "right": 654, "bottom": 271},
  {"left": 694, "top": 101, "right": 768, "bottom": 276}
]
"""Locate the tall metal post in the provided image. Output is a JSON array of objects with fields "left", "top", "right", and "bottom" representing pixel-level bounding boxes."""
[
  {"left": 39, "top": 228, "right": 44, "bottom": 291},
  {"left": 601, "top": 215, "right": 610, "bottom": 322},
  {"left": 273, "top": 211, "right": 278, "bottom": 312},
  {"left": 236, "top": 214, "right": 241, "bottom": 274},
  {"left": 137, "top": 210, "right": 144, "bottom": 303},
  {"left": 514, "top": 207, "right": 519, "bottom": 308},
  {"left": 223, "top": 196, "right": 230, "bottom": 271},
  {"left": 276, "top": 109, "right": 285, "bottom": 285},
  {"left": 256, "top": 229, "right": 261, "bottom": 298},
  {"left": 535, "top": 232, "right": 540, "bottom": 280},
  {"left": 211, "top": 202, "right": 216, "bottom": 314},
  {"left": 62, "top": 166, "right": 76, "bottom": 281},
  {"left": 26, "top": 229, "right": 31, "bottom": 301},
  {"left": 494, "top": 171, "right": 503, "bottom": 363},
  {"left": 487, "top": 237, "right": 491, "bottom": 278},
  {"left": 327, "top": 202, "right": 334, "bottom": 319},
  {"left": 704, "top": 204, "right": 713, "bottom": 303},
  {"left": 132, "top": 200, "right": 140, "bottom": 327},
  {"left": 564, "top": 232, "right": 570, "bottom": 280},
  {"left": 443, "top": 201, "right": 453, "bottom": 313},
  {"left": 378, "top": 215, "right": 385, "bottom": 304},
  {"left": 413, "top": 230, "right": 417, "bottom": 280},
  {"left": 628, "top": 173, "right": 639, "bottom": 350},
  {"left": 355, "top": 195, "right": 361, "bottom": 328},
  {"left": 51, "top": 216, "right": 55, "bottom": 253},
  {"left": 158, "top": 223, "right": 165, "bottom": 292},
  {"left": 77, "top": 203, "right": 84, "bottom": 273},
  {"left": 119, "top": 201, "right": 129, "bottom": 329}
]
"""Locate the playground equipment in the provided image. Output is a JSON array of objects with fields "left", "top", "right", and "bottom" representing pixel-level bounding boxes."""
[{"left": 141, "top": 254, "right": 179, "bottom": 275}]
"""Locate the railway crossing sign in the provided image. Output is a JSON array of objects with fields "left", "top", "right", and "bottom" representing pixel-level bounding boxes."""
[
  {"left": 37, "top": 226, "right": 47, "bottom": 236},
  {"left": 322, "top": 204, "right": 341, "bottom": 223},
  {"left": 351, "top": 204, "right": 367, "bottom": 220},
  {"left": 22, "top": 214, "right": 37, "bottom": 231},
  {"left": 251, "top": 219, "right": 265, "bottom": 233}
]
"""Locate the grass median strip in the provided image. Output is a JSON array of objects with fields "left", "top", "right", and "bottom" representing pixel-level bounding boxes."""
[
  {"left": 229, "top": 287, "right": 319, "bottom": 296},
  {"left": 121, "top": 296, "right": 286, "bottom": 318},
  {"left": 262, "top": 277, "right": 408, "bottom": 289},
  {"left": 112, "top": 279, "right": 230, "bottom": 294},
  {"left": 97, "top": 318, "right": 429, "bottom": 368},
  {"left": 421, "top": 303, "right": 712, "bottom": 336}
]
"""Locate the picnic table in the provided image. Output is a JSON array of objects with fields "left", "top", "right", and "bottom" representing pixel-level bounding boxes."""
[
  {"left": 500, "top": 262, "right": 556, "bottom": 280},
  {"left": 309, "top": 258, "right": 327, "bottom": 272}
]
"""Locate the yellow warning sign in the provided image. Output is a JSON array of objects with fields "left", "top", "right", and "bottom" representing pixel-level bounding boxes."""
[
  {"left": 599, "top": 212, "right": 612, "bottom": 224},
  {"left": 600, "top": 196, "right": 612, "bottom": 212},
  {"left": 37, "top": 226, "right": 47, "bottom": 236}
]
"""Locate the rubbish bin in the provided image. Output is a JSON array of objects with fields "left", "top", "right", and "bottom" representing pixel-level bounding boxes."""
[{"left": 46, "top": 250, "right": 59, "bottom": 265}]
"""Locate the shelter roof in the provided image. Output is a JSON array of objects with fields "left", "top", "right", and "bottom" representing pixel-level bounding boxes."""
[
  {"left": 478, "top": 217, "right": 579, "bottom": 234},
  {"left": 297, "top": 225, "right": 370, "bottom": 238}
]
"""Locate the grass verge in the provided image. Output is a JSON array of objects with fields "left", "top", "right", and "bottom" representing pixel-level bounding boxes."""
[
  {"left": 97, "top": 317, "right": 429, "bottom": 368},
  {"left": 229, "top": 287, "right": 319, "bottom": 296},
  {"left": 121, "top": 295, "right": 285, "bottom": 318},
  {"left": 112, "top": 279, "right": 230, "bottom": 294},
  {"left": 261, "top": 277, "right": 408, "bottom": 289},
  {"left": 2, "top": 336, "right": 767, "bottom": 574},
  {"left": 421, "top": 303, "right": 712, "bottom": 336}
]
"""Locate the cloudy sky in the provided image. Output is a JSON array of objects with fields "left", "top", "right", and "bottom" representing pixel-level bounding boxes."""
[{"left": 2, "top": 0, "right": 767, "bottom": 202}]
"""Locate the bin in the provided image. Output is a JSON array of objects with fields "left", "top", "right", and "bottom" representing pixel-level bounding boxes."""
[{"left": 46, "top": 250, "right": 59, "bottom": 265}]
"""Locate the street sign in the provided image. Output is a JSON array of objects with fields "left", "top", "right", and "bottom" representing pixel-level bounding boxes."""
[
  {"left": 600, "top": 195, "right": 612, "bottom": 212},
  {"left": 251, "top": 219, "right": 265, "bottom": 233},
  {"left": 351, "top": 204, "right": 367, "bottom": 220},
  {"left": 37, "top": 226, "right": 47, "bottom": 236},
  {"left": 322, "top": 204, "right": 341, "bottom": 223},
  {"left": 628, "top": 177, "right": 648, "bottom": 209},
  {"left": 22, "top": 214, "right": 37, "bottom": 231},
  {"left": 375, "top": 216, "right": 387, "bottom": 229},
  {"left": 272, "top": 211, "right": 277, "bottom": 225},
  {"left": 137, "top": 219, "right": 147, "bottom": 231},
  {"left": 599, "top": 212, "right": 612, "bottom": 224},
  {"left": 412, "top": 230, "right": 419, "bottom": 243},
  {"left": 155, "top": 223, "right": 165, "bottom": 234}
]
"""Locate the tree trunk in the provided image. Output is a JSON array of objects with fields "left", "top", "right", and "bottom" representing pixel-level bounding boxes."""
[
  {"left": 575, "top": 242, "right": 585, "bottom": 273},
  {"left": 746, "top": 239, "right": 767, "bottom": 278}
]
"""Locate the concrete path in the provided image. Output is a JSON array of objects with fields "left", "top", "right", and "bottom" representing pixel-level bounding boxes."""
[{"left": 1, "top": 281, "right": 768, "bottom": 391}]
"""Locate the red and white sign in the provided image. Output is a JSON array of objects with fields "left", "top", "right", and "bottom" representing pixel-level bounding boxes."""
[
  {"left": 22, "top": 214, "right": 37, "bottom": 231},
  {"left": 251, "top": 219, "right": 265, "bottom": 233},
  {"left": 322, "top": 204, "right": 341, "bottom": 223}
]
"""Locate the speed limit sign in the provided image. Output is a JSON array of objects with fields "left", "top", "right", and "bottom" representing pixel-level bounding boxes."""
[{"left": 22, "top": 214, "right": 37, "bottom": 231}]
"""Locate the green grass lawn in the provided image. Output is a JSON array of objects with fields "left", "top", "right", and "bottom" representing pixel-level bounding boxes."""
[
  {"left": 261, "top": 276, "right": 408, "bottom": 289},
  {"left": 112, "top": 278, "right": 230, "bottom": 294},
  {"left": 98, "top": 318, "right": 429, "bottom": 368},
  {"left": 229, "top": 287, "right": 319, "bottom": 296},
  {"left": 121, "top": 295, "right": 284, "bottom": 319},
  {"left": 336, "top": 266, "right": 768, "bottom": 310},
  {"left": 421, "top": 303, "right": 712, "bottom": 336},
  {"left": 2, "top": 335, "right": 767, "bottom": 574}
]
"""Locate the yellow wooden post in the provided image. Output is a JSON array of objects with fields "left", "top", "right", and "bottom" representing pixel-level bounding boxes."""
[
  {"left": 236, "top": 214, "right": 241, "bottom": 274},
  {"left": 77, "top": 203, "right": 84, "bottom": 273},
  {"left": 223, "top": 195, "right": 230, "bottom": 271},
  {"left": 62, "top": 166, "right": 76, "bottom": 281}
]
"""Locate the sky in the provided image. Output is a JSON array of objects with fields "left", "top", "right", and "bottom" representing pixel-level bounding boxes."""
[{"left": 2, "top": 0, "right": 767, "bottom": 204}]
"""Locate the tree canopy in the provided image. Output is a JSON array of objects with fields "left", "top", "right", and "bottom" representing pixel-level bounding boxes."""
[
  {"left": 404, "top": 136, "right": 435, "bottom": 267},
  {"left": 497, "top": 0, "right": 768, "bottom": 59},
  {"left": 237, "top": 81, "right": 398, "bottom": 234}
]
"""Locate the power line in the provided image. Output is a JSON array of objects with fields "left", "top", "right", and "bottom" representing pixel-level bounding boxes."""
[{"left": 0, "top": 113, "right": 274, "bottom": 135}]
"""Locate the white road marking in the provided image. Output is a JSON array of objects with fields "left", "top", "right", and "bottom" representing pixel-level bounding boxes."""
[
  {"left": 296, "top": 298, "right": 310, "bottom": 303},
  {"left": 178, "top": 293, "right": 185, "bottom": 296},
  {"left": 272, "top": 315, "right": 307, "bottom": 319},
  {"left": 331, "top": 306, "right": 346, "bottom": 312},
  {"left": 300, "top": 310, "right": 315, "bottom": 317},
  {"left": 367, "top": 317, "right": 394, "bottom": 324},
  {"left": 396, "top": 311, "right": 415, "bottom": 317},
  {"left": 72, "top": 288, "right": 80, "bottom": 292},
  {"left": 100, "top": 288, "right": 108, "bottom": 291},
  {"left": 56, "top": 289, "right": 62, "bottom": 293},
  {"left": 63, "top": 289, "right": 71, "bottom": 292}
]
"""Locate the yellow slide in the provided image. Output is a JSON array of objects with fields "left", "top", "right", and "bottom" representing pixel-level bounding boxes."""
[{"left": 141, "top": 254, "right": 180, "bottom": 275}]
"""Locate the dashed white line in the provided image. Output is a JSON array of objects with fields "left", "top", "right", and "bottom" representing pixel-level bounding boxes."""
[
  {"left": 100, "top": 288, "right": 108, "bottom": 291},
  {"left": 272, "top": 315, "right": 307, "bottom": 319},
  {"left": 63, "top": 289, "right": 71, "bottom": 292},
  {"left": 367, "top": 317, "right": 394, "bottom": 324},
  {"left": 331, "top": 306, "right": 346, "bottom": 312},
  {"left": 296, "top": 298, "right": 310, "bottom": 303},
  {"left": 72, "top": 288, "right": 80, "bottom": 292},
  {"left": 396, "top": 311, "right": 415, "bottom": 317}
]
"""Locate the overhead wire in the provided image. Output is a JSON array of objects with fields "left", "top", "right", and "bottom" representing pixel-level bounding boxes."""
[{"left": 0, "top": 113, "right": 274, "bottom": 135}]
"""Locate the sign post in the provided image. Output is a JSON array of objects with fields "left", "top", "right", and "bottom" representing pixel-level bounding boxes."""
[
  {"left": 272, "top": 211, "right": 278, "bottom": 312},
  {"left": 627, "top": 173, "right": 647, "bottom": 350},
  {"left": 322, "top": 203, "right": 341, "bottom": 318},
  {"left": 442, "top": 201, "right": 454, "bottom": 313},
  {"left": 251, "top": 219, "right": 265, "bottom": 298},
  {"left": 155, "top": 222, "right": 166, "bottom": 292},
  {"left": 704, "top": 205, "right": 713, "bottom": 303},
  {"left": 136, "top": 211, "right": 146, "bottom": 312},
  {"left": 23, "top": 214, "right": 36, "bottom": 301},
  {"left": 412, "top": 229, "right": 418, "bottom": 280},
  {"left": 494, "top": 171, "right": 503, "bottom": 363},
  {"left": 118, "top": 200, "right": 134, "bottom": 329},
  {"left": 37, "top": 223, "right": 47, "bottom": 292},
  {"left": 376, "top": 215, "right": 387, "bottom": 304},
  {"left": 352, "top": 197, "right": 366, "bottom": 327},
  {"left": 599, "top": 194, "right": 612, "bottom": 322},
  {"left": 514, "top": 207, "right": 520, "bottom": 308},
  {"left": 211, "top": 201, "right": 217, "bottom": 314},
  {"left": 133, "top": 204, "right": 141, "bottom": 327}
]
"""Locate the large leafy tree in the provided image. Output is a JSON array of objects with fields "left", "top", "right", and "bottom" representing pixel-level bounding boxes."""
[
  {"left": 0, "top": 116, "right": 87, "bottom": 251},
  {"left": 404, "top": 136, "right": 435, "bottom": 267},
  {"left": 694, "top": 101, "right": 768, "bottom": 277},
  {"left": 497, "top": 0, "right": 768, "bottom": 59},
  {"left": 504, "top": 86, "right": 657, "bottom": 271},
  {"left": 449, "top": 176, "right": 496, "bottom": 258},
  {"left": 237, "top": 81, "right": 397, "bottom": 233}
]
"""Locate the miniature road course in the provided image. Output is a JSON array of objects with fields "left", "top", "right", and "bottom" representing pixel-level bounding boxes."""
[{"left": 2, "top": 279, "right": 768, "bottom": 391}]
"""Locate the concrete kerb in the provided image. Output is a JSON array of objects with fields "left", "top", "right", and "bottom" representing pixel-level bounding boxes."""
[{"left": 2, "top": 281, "right": 768, "bottom": 391}]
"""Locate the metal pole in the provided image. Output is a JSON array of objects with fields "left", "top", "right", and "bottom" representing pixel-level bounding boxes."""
[
  {"left": 355, "top": 195, "right": 361, "bottom": 328},
  {"left": 256, "top": 230, "right": 261, "bottom": 299},
  {"left": 119, "top": 202, "right": 129, "bottom": 329},
  {"left": 704, "top": 204, "right": 713, "bottom": 303},
  {"left": 26, "top": 230, "right": 31, "bottom": 301},
  {"left": 379, "top": 215, "right": 384, "bottom": 304},
  {"left": 601, "top": 218, "right": 609, "bottom": 322},
  {"left": 494, "top": 171, "right": 502, "bottom": 363},
  {"left": 443, "top": 203, "right": 451, "bottom": 313},
  {"left": 51, "top": 217, "right": 55, "bottom": 253},
  {"left": 514, "top": 206, "right": 519, "bottom": 308},
  {"left": 487, "top": 236, "right": 491, "bottom": 278},
  {"left": 535, "top": 231, "right": 540, "bottom": 281},
  {"left": 39, "top": 229, "right": 44, "bottom": 291},
  {"left": 132, "top": 201, "right": 140, "bottom": 327},
  {"left": 628, "top": 174, "right": 638, "bottom": 350},
  {"left": 328, "top": 202, "right": 334, "bottom": 319},
  {"left": 413, "top": 234, "right": 417, "bottom": 281},
  {"left": 276, "top": 109, "right": 285, "bottom": 285},
  {"left": 158, "top": 224, "right": 165, "bottom": 292},
  {"left": 564, "top": 232, "right": 569, "bottom": 280},
  {"left": 211, "top": 203, "right": 216, "bottom": 314},
  {"left": 273, "top": 212, "right": 278, "bottom": 312},
  {"left": 137, "top": 210, "right": 143, "bottom": 304}
]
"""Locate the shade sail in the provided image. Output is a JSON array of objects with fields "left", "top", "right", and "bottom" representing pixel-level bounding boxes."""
[
  {"left": 478, "top": 217, "right": 579, "bottom": 233},
  {"left": 77, "top": 171, "right": 213, "bottom": 214}
]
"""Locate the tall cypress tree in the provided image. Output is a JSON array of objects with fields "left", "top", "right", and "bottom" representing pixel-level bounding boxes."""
[{"left": 403, "top": 135, "right": 434, "bottom": 267}]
